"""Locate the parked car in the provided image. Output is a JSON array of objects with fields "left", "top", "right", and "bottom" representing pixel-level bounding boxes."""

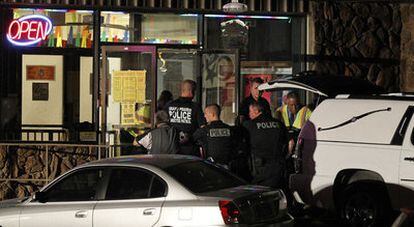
[
  {"left": 260, "top": 75, "right": 414, "bottom": 226},
  {"left": 0, "top": 155, "right": 292, "bottom": 227}
]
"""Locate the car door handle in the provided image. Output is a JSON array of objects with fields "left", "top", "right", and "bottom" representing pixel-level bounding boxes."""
[
  {"left": 404, "top": 157, "right": 414, "bottom": 162},
  {"left": 143, "top": 208, "right": 156, "bottom": 216},
  {"left": 75, "top": 211, "right": 88, "bottom": 218}
]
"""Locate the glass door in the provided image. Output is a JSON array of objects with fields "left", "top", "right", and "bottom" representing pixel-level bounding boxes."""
[
  {"left": 201, "top": 50, "right": 239, "bottom": 125},
  {"left": 156, "top": 48, "right": 200, "bottom": 107},
  {"left": 101, "top": 45, "right": 156, "bottom": 148}
]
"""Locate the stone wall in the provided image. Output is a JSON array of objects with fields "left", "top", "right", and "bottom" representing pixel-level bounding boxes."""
[
  {"left": 400, "top": 4, "right": 414, "bottom": 92},
  {"left": 0, "top": 145, "right": 98, "bottom": 200},
  {"left": 311, "top": 2, "right": 402, "bottom": 92}
]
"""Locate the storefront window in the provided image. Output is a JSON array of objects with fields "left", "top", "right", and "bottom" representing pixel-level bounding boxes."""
[
  {"left": 156, "top": 49, "right": 199, "bottom": 107},
  {"left": 202, "top": 52, "right": 238, "bottom": 125},
  {"left": 10, "top": 8, "right": 94, "bottom": 48},
  {"left": 102, "top": 46, "right": 155, "bottom": 150},
  {"left": 0, "top": 52, "right": 94, "bottom": 142},
  {"left": 100, "top": 12, "right": 199, "bottom": 45},
  {"left": 205, "top": 14, "right": 305, "bottom": 115},
  {"left": 1, "top": 8, "right": 95, "bottom": 143}
]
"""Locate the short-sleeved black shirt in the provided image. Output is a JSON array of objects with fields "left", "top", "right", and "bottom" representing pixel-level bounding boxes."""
[{"left": 165, "top": 97, "right": 206, "bottom": 135}]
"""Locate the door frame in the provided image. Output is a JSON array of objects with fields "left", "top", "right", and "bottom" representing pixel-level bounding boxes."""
[
  {"left": 198, "top": 49, "right": 240, "bottom": 120},
  {"left": 101, "top": 45, "right": 157, "bottom": 145}
]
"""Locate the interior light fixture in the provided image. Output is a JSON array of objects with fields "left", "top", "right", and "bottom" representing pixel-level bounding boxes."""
[{"left": 158, "top": 52, "right": 167, "bottom": 73}]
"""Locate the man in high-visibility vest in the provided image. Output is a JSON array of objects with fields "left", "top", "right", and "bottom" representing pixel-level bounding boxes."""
[
  {"left": 278, "top": 92, "right": 311, "bottom": 131},
  {"left": 277, "top": 91, "right": 312, "bottom": 153},
  {"left": 277, "top": 91, "right": 312, "bottom": 180}
]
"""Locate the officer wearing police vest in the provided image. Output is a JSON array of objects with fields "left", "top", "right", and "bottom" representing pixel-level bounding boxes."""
[
  {"left": 193, "top": 104, "right": 234, "bottom": 168},
  {"left": 242, "top": 102, "right": 287, "bottom": 188},
  {"left": 165, "top": 80, "right": 206, "bottom": 156}
]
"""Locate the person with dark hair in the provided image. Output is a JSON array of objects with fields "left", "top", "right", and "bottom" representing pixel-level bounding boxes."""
[
  {"left": 276, "top": 91, "right": 312, "bottom": 153},
  {"left": 239, "top": 77, "right": 271, "bottom": 123},
  {"left": 276, "top": 91, "right": 312, "bottom": 183},
  {"left": 165, "top": 80, "right": 206, "bottom": 156},
  {"left": 193, "top": 104, "right": 234, "bottom": 168},
  {"left": 279, "top": 91, "right": 312, "bottom": 131},
  {"left": 242, "top": 101, "right": 288, "bottom": 188},
  {"left": 133, "top": 111, "right": 179, "bottom": 154},
  {"left": 157, "top": 90, "right": 173, "bottom": 111}
]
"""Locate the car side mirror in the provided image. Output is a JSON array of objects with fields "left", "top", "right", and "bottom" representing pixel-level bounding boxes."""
[{"left": 33, "top": 191, "right": 47, "bottom": 203}]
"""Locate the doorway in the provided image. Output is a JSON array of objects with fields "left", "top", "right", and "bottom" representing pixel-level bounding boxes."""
[{"left": 101, "top": 45, "right": 156, "bottom": 147}]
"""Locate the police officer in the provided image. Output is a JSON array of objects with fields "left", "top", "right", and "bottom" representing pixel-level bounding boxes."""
[
  {"left": 242, "top": 102, "right": 287, "bottom": 188},
  {"left": 239, "top": 77, "right": 271, "bottom": 123},
  {"left": 193, "top": 104, "right": 234, "bottom": 168},
  {"left": 165, "top": 80, "right": 206, "bottom": 156}
]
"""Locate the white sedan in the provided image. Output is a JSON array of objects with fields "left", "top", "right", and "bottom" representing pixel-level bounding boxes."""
[{"left": 0, "top": 155, "right": 293, "bottom": 227}]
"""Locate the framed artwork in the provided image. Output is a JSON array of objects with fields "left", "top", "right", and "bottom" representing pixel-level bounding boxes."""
[
  {"left": 26, "top": 65, "right": 55, "bottom": 80},
  {"left": 32, "top": 83, "right": 49, "bottom": 101}
]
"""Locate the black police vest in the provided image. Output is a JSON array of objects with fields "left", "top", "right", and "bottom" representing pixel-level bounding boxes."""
[{"left": 243, "top": 114, "right": 285, "bottom": 159}]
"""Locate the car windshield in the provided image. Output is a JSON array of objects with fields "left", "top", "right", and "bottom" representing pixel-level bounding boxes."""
[{"left": 163, "top": 160, "right": 245, "bottom": 193}]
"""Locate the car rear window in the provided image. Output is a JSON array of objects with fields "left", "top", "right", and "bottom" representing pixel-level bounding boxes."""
[{"left": 163, "top": 161, "right": 245, "bottom": 193}]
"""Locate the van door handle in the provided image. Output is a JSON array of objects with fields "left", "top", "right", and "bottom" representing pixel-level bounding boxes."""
[
  {"left": 75, "top": 210, "right": 88, "bottom": 218},
  {"left": 404, "top": 157, "right": 414, "bottom": 162},
  {"left": 143, "top": 208, "right": 156, "bottom": 216}
]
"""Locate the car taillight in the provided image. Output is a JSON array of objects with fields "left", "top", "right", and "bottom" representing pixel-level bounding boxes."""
[{"left": 219, "top": 200, "right": 241, "bottom": 224}]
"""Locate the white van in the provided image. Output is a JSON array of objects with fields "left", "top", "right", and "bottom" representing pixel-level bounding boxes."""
[{"left": 259, "top": 76, "right": 414, "bottom": 226}]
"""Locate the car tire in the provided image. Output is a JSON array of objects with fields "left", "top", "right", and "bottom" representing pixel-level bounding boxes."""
[{"left": 338, "top": 183, "right": 391, "bottom": 227}]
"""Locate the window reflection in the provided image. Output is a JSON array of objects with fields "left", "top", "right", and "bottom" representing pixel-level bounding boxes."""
[
  {"left": 202, "top": 53, "right": 237, "bottom": 125},
  {"left": 100, "top": 12, "right": 199, "bottom": 45},
  {"left": 157, "top": 49, "right": 199, "bottom": 101}
]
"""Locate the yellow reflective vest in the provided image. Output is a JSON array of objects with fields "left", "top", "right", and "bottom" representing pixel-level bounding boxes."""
[{"left": 280, "top": 104, "right": 312, "bottom": 130}]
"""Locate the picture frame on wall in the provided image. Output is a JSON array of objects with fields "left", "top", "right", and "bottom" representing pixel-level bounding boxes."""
[
  {"left": 26, "top": 65, "right": 55, "bottom": 81},
  {"left": 32, "top": 83, "right": 49, "bottom": 101}
]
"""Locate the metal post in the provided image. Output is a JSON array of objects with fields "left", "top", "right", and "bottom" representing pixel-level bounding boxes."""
[
  {"left": 280, "top": 0, "right": 288, "bottom": 12},
  {"left": 249, "top": 0, "right": 255, "bottom": 11},
  {"left": 45, "top": 145, "right": 49, "bottom": 182},
  {"left": 298, "top": 0, "right": 304, "bottom": 13},
  {"left": 264, "top": 0, "right": 271, "bottom": 11},
  {"left": 93, "top": 10, "right": 101, "bottom": 145},
  {"left": 183, "top": 0, "right": 189, "bottom": 8}
]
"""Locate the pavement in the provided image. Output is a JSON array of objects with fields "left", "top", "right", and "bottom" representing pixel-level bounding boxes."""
[{"left": 290, "top": 206, "right": 344, "bottom": 227}]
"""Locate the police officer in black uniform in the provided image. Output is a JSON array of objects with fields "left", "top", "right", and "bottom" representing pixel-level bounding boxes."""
[
  {"left": 165, "top": 80, "right": 206, "bottom": 156},
  {"left": 242, "top": 101, "right": 287, "bottom": 188},
  {"left": 193, "top": 104, "right": 234, "bottom": 168},
  {"left": 239, "top": 77, "right": 271, "bottom": 123}
]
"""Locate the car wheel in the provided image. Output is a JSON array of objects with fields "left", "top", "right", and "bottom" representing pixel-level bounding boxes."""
[{"left": 339, "top": 183, "right": 391, "bottom": 227}]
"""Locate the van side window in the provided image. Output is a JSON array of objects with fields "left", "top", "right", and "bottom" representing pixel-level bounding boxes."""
[{"left": 391, "top": 107, "right": 414, "bottom": 145}]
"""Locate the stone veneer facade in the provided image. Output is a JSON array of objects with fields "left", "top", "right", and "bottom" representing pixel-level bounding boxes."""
[
  {"left": 310, "top": 1, "right": 414, "bottom": 92},
  {"left": 0, "top": 145, "right": 97, "bottom": 200}
]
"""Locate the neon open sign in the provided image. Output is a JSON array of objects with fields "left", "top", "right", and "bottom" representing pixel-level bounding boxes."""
[{"left": 7, "top": 15, "right": 53, "bottom": 46}]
